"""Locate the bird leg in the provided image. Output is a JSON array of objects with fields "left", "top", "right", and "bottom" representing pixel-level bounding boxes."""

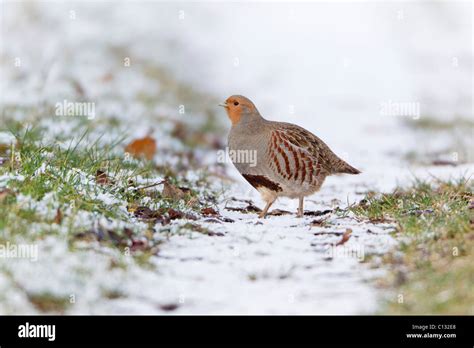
[
  {"left": 258, "top": 200, "right": 275, "bottom": 219},
  {"left": 297, "top": 197, "right": 304, "bottom": 217}
]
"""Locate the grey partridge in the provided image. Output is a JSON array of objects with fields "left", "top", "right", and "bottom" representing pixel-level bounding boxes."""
[{"left": 220, "top": 95, "right": 360, "bottom": 218}]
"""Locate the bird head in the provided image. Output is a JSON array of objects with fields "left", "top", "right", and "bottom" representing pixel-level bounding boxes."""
[{"left": 219, "top": 95, "right": 261, "bottom": 125}]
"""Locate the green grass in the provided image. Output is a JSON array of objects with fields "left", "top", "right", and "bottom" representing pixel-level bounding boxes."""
[
  {"left": 0, "top": 119, "right": 222, "bottom": 249},
  {"left": 0, "top": 117, "right": 226, "bottom": 312},
  {"left": 27, "top": 292, "right": 72, "bottom": 313},
  {"left": 350, "top": 177, "right": 474, "bottom": 314}
]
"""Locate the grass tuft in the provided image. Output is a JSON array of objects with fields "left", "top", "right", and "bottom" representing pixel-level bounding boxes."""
[{"left": 351, "top": 177, "right": 473, "bottom": 314}]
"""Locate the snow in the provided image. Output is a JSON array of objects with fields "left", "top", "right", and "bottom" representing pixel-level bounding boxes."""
[{"left": 0, "top": 1, "right": 472, "bottom": 314}]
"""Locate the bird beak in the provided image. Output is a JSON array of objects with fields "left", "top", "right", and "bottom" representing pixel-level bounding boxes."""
[{"left": 218, "top": 102, "right": 228, "bottom": 108}]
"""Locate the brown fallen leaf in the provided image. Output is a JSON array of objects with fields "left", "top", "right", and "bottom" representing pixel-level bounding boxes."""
[
  {"left": 183, "top": 222, "right": 224, "bottom": 236},
  {"left": 201, "top": 207, "right": 218, "bottom": 216},
  {"left": 74, "top": 227, "right": 132, "bottom": 247},
  {"left": 124, "top": 135, "right": 157, "bottom": 160},
  {"left": 225, "top": 203, "right": 262, "bottom": 214},
  {"left": 168, "top": 208, "right": 184, "bottom": 220},
  {"left": 267, "top": 209, "right": 291, "bottom": 216},
  {"left": 130, "top": 239, "right": 148, "bottom": 252},
  {"left": 162, "top": 181, "right": 190, "bottom": 201},
  {"left": 171, "top": 122, "right": 188, "bottom": 142},
  {"left": 431, "top": 159, "right": 458, "bottom": 167},
  {"left": 336, "top": 228, "right": 352, "bottom": 246},
  {"left": 160, "top": 303, "right": 179, "bottom": 311},
  {"left": 133, "top": 206, "right": 162, "bottom": 220},
  {"left": 203, "top": 218, "right": 222, "bottom": 224},
  {"left": 304, "top": 209, "right": 332, "bottom": 217},
  {"left": 96, "top": 170, "right": 111, "bottom": 185},
  {"left": 310, "top": 219, "right": 326, "bottom": 227},
  {"left": 204, "top": 216, "right": 235, "bottom": 223},
  {"left": 73, "top": 230, "right": 99, "bottom": 243},
  {"left": 54, "top": 208, "right": 63, "bottom": 224}
]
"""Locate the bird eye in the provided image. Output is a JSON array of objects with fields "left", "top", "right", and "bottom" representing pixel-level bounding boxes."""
[{"left": 233, "top": 101, "right": 239, "bottom": 106}]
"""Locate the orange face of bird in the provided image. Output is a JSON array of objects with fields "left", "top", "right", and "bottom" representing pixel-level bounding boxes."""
[{"left": 219, "top": 95, "right": 256, "bottom": 125}]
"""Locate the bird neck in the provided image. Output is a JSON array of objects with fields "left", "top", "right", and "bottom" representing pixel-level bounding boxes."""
[
  {"left": 230, "top": 114, "right": 267, "bottom": 138},
  {"left": 237, "top": 111, "right": 265, "bottom": 127}
]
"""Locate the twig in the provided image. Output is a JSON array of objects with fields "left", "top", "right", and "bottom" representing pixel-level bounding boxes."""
[{"left": 136, "top": 180, "right": 165, "bottom": 190}]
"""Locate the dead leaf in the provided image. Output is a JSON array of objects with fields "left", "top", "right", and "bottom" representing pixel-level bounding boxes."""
[
  {"left": 431, "top": 160, "right": 458, "bottom": 167},
  {"left": 124, "top": 136, "right": 157, "bottom": 160},
  {"left": 336, "top": 228, "right": 352, "bottom": 246},
  {"left": 183, "top": 222, "right": 224, "bottom": 236},
  {"left": 160, "top": 303, "right": 179, "bottom": 311},
  {"left": 304, "top": 209, "right": 332, "bottom": 217},
  {"left": 168, "top": 208, "right": 184, "bottom": 220},
  {"left": 201, "top": 207, "right": 218, "bottom": 216},
  {"left": 130, "top": 239, "right": 148, "bottom": 252},
  {"left": 162, "top": 181, "right": 190, "bottom": 201},
  {"left": 54, "top": 208, "right": 63, "bottom": 224},
  {"left": 133, "top": 206, "right": 162, "bottom": 220},
  {"left": 314, "top": 231, "right": 344, "bottom": 236},
  {"left": 368, "top": 217, "right": 390, "bottom": 224},
  {"left": 170, "top": 208, "right": 198, "bottom": 221},
  {"left": 207, "top": 230, "right": 225, "bottom": 237},
  {"left": 171, "top": 122, "right": 188, "bottom": 142},
  {"left": 225, "top": 203, "right": 262, "bottom": 214},
  {"left": 267, "top": 209, "right": 291, "bottom": 216},
  {"left": 203, "top": 218, "right": 222, "bottom": 224},
  {"left": 77, "top": 227, "right": 130, "bottom": 247},
  {"left": 96, "top": 170, "right": 111, "bottom": 185},
  {"left": 310, "top": 219, "right": 326, "bottom": 227},
  {"left": 73, "top": 230, "right": 98, "bottom": 243}
]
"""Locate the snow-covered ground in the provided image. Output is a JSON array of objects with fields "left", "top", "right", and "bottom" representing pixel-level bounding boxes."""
[{"left": 0, "top": 1, "right": 472, "bottom": 314}]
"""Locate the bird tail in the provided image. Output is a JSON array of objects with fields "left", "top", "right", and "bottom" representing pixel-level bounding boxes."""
[{"left": 334, "top": 159, "right": 361, "bottom": 175}]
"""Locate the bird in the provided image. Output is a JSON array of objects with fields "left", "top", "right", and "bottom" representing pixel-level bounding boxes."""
[{"left": 220, "top": 95, "right": 361, "bottom": 218}]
